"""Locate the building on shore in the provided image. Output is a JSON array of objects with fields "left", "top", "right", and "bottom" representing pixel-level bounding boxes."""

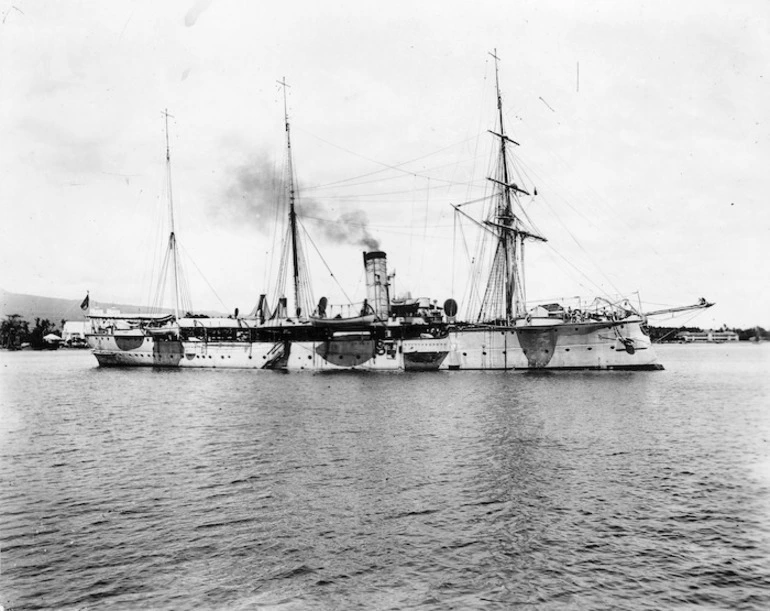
[
  {"left": 676, "top": 330, "right": 739, "bottom": 343},
  {"left": 61, "top": 320, "right": 92, "bottom": 347}
]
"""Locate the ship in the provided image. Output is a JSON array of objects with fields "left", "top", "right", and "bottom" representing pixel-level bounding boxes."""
[{"left": 87, "top": 57, "right": 712, "bottom": 371}]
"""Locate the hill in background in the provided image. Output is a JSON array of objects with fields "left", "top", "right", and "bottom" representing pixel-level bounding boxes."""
[{"left": 0, "top": 288, "right": 169, "bottom": 325}]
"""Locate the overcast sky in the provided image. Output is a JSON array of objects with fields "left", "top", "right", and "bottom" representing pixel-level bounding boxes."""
[{"left": 1, "top": 0, "right": 768, "bottom": 328}]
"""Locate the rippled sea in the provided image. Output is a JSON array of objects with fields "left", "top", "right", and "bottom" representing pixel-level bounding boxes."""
[{"left": 1, "top": 344, "right": 769, "bottom": 610}]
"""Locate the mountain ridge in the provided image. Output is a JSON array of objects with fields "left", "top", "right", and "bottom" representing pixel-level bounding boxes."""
[{"left": 0, "top": 288, "right": 171, "bottom": 325}]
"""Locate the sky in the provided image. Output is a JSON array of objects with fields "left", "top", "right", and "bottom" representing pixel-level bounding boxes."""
[{"left": 1, "top": 0, "right": 768, "bottom": 329}]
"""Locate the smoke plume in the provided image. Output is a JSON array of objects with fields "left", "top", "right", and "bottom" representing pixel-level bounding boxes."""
[
  {"left": 219, "top": 154, "right": 283, "bottom": 227},
  {"left": 216, "top": 155, "right": 380, "bottom": 251},
  {"left": 299, "top": 204, "right": 380, "bottom": 251}
]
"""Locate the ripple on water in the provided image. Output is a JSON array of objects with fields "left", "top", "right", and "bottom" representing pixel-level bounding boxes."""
[{"left": 1, "top": 346, "right": 770, "bottom": 610}]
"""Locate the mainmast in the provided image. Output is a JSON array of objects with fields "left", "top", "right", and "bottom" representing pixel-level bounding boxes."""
[
  {"left": 276, "top": 77, "right": 313, "bottom": 319},
  {"left": 278, "top": 78, "right": 302, "bottom": 317}
]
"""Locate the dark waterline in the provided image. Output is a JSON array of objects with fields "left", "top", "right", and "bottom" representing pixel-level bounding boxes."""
[{"left": 2, "top": 344, "right": 770, "bottom": 610}]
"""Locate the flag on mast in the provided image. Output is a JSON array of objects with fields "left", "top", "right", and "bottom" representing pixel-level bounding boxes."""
[{"left": 80, "top": 293, "right": 90, "bottom": 311}]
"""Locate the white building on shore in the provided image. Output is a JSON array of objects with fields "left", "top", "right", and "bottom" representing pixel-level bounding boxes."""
[
  {"left": 676, "top": 330, "right": 739, "bottom": 343},
  {"left": 61, "top": 320, "right": 92, "bottom": 346}
]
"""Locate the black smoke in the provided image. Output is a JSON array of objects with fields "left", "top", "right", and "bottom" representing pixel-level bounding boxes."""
[{"left": 216, "top": 155, "right": 380, "bottom": 251}]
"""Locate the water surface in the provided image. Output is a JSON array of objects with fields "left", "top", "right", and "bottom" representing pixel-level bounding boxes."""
[{"left": 1, "top": 344, "right": 769, "bottom": 610}]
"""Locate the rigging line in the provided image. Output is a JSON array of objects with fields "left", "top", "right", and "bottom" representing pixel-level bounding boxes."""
[
  {"left": 498, "top": 152, "right": 539, "bottom": 233},
  {"left": 454, "top": 193, "right": 496, "bottom": 208},
  {"left": 508, "top": 153, "right": 540, "bottom": 196},
  {"left": 155, "top": 234, "right": 177, "bottom": 313},
  {"left": 420, "top": 177, "right": 430, "bottom": 279},
  {"left": 177, "top": 241, "right": 229, "bottom": 312},
  {"left": 557, "top": 227, "right": 621, "bottom": 297},
  {"left": 541, "top": 144, "right": 626, "bottom": 223},
  {"left": 152, "top": 247, "right": 171, "bottom": 313},
  {"left": 651, "top": 309, "right": 706, "bottom": 343},
  {"left": 302, "top": 218, "right": 456, "bottom": 238},
  {"left": 508, "top": 191, "right": 544, "bottom": 239},
  {"left": 292, "top": 223, "right": 314, "bottom": 316},
  {"left": 452, "top": 208, "right": 457, "bottom": 298},
  {"left": 305, "top": 149, "right": 490, "bottom": 192},
  {"left": 536, "top": 192, "right": 624, "bottom": 296},
  {"left": 305, "top": 178, "right": 486, "bottom": 201},
  {"left": 265, "top": 156, "right": 284, "bottom": 295},
  {"left": 408, "top": 173, "right": 416, "bottom": 266},
  {"left": 468, "top": 55, "right": 494, "bottom": 208},
  {"left": 275, "top": 225, "right": 291, "bottom": 300},
  {"left": 144, "top": 197, "right": 165, "bottom": 312},
  {"left": 296, "top": 126, "right": 484, "bottom": 189},
  {"left": 525, "top": 143, "right": 667, "bottom": 264},
  {"left": 145, "top": 157, "right": 173, "bottom": 311},
  {"left": 178, "top": 264, "right": 193, "bottom": 314},
  {"left": 298, "top": 129, "right": 485, "bottom": 190},
  {"left": 455, "top": 211, "right": 484, "bottom": 318},
  {"left": 302, "top": 213, "right": 458, "bottom": 231},
  {"left": 296, "top": 217, "right": 355, "bottom": 306},
  {"left": 512, "top": 155, "right": 599, "bottom": 229},
  {"left": 645, "top": 299, "right": 692, "bottom": 308},
  {"left": 459, "top": 218, "right": 477, "bottom": 318},
  {"left": 541, "top": 241, "right": 617, "bottom": 302}
]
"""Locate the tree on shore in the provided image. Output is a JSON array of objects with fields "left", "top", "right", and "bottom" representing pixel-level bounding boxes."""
[
  {"left": 1, "top": 316, "right": 63, "bottom": 349},
  {"left": 28, "top": 317, "right": 58, "bottom": 349},
  {"left": 1, "top": 314, "right": 29, "bottom": 349}
]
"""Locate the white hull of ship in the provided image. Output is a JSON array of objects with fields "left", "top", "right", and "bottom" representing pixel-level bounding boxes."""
[{"left": 87, "top": 318, "right": 660, "bottom": 371}]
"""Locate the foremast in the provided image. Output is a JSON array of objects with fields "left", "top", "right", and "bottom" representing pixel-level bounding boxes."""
[{"left": 477, "top": 50, "right": 545, "bottom": 325}]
